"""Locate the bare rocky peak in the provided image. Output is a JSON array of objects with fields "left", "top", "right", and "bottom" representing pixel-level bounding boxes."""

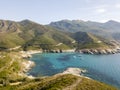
[{"left": 0, "top": 20, "right": 21, "bottom": 33}]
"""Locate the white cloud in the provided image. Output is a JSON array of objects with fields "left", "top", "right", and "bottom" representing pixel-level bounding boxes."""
[
  {"left": 99, "top": 19, "right": 108, "bottom": 23},
  {"left": 115, "top": 4, "right": 120, "bottom": 8},
  {"left": 96, "top": 8, "right": 107, "bottom": 13}
]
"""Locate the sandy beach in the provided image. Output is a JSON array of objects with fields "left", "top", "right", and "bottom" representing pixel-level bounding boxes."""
[{"left": 19, "top": 50, "right": 42, "bottom": 58}]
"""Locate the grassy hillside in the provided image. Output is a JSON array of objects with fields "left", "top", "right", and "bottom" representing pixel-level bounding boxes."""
[
  {"left": 0, "top": 19, "right": 118, "bottom": 51},
  {"left": 0, "top": 52, "right": 32, "bottom": 87},
  {"left": 1, "top": 74, "right": 117, "bottom": 90},
  {"left": 0, "top": 33, "right": 24, "bottom": 49},
  {"left": 0, "top": 20, "right": 25, "bottom": 49},
  {"left": 0, "top": 20, "right": 74, "bottom": 50},
  {"left": 20, "top": 23, "right": 75, "bottom": 50},
  {"left": 0, "top": 52, "right": 117, "bottom": 90},
  {"left": 72, "top": 32, "right": 111, "bottom": 49},
  {"left": 49, "top": 20, "right": 109, "bottom": 33},
  {"left": 49, "top": 20, "right": 120, "bottom": 41}
]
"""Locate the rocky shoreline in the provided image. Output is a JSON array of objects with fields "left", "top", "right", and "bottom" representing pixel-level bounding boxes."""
[
  {"left": 62, "top": 68, "right": 86, "bottom": 76},
  {"left": 19, "top": 49, "right": 75, "bottom": 58},
  {"left": 55, "top": 67, "right": 90, "bottom": 79},
  {"left": 19, "top": 47, "right": 120, "bottom": 59},
  {"left": 17, "top": 47, "right": 120, "bottom": 78},
  {"left": 19, "top": 50, "right": 42, "bottom": 58},
  {"left": 17, "top": 59, "right": 35, "bottom": 79},
  {"left": 76, "top": 47, "right": 120, "bottom": 54}
]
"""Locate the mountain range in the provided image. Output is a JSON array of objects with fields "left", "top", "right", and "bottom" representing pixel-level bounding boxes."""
[
  {"left": 49, "top": 20, "right": 120, "bottom": 41},
  {"left": 0, "top": 19, "right": 120, "bottom": 51}
]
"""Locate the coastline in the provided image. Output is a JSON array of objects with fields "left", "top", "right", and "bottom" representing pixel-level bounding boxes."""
[
  {"left": 61, "top": 68, "right": 91, "bottom": 79},
  {"left": 18, "top": 60, "right": 35, "bottom": 79},
  {"left": 19, "top": 47, "right": 120, "bottom": 58},
  {"left": 19, "top": 49, "right": 75, "bottom": 58},
  {"left": 19, "top": 49, "right": 89, "bottom": 79},
  {"left": 62, "top": 68, "right": 86, "bottom": 76},
  {"left": 76, "top": 47, "right": 120, "bottom": 54},
  {"left": 18, "top": 47, "right": 120, "bottom": 78},
  {"left": 19, "top": 50, "right": 42, "bottom": 58},
  {"left": 17, "top": 50, "right": 119, "bottom": 89}
]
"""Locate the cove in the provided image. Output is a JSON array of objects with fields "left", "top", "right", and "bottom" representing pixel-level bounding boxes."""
[{"left": 28, "top": 53, "right": 120, "bottom": 88}]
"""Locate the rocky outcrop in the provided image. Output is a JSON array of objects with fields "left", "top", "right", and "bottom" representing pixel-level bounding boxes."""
[
  {"left": 43, "top": 49, "right": 75, "bottom": 53},
  {"left": 0, "top": 20, "right": 21, "bottom": 33},
  {"left": 76, "top": 47, "right": 120, "bottom": 54},
  {"left": 19, "top": 50, "right": 42, "bottom": 58},
  {"left": 62, "top": 68, "right": 86, "bottom": 76},
  {"left": 22, "top": 61, "right": 35, "bottom": 73}
]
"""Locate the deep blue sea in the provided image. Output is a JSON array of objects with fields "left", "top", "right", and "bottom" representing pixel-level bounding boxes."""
[{"left": 28, "top": 53, "right": 120, "bottom": 88}]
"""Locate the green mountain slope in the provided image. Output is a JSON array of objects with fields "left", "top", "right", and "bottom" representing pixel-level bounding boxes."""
[
  {"left": 0, "top": 20, "right": 25, "bottom": 49},
  {"left": 0, "top": 19, "right": 118, "bottom": 51},
  {"left": 0, "top": 20, "right": 75, "bottom": 50},
  {"left": 49, "top": 20, "right": 109, "bottom": 33},
  {"left": 0, "top": 52, "right": 32, "bottom": 86},
  {"left": 49, "top": 20, "right": 120, "bottom": 41},
  {"left": 71, "top": 31, "right": 111, "bottom": 49}
]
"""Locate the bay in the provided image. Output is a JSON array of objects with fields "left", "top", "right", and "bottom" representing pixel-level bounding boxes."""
[{"left": 28, "top": 53, "right": 120, "bottom": 88}]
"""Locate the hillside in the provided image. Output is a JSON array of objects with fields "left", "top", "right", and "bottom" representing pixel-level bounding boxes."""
[
  {"left": 0, "top": 52, "right": 117, "bottom": 90},
  {"left": 0, "top": 20, "right": 25, "bottom": 49},
  {"left": 19, "top": 20, "right": 75, "bottom": 50},
  {"left": 71, "top": 32, "right": 110, "bottom": 49},
  {"left": 0, "top": 74, "right": 117, "bottom": 90},
  {"left": 0, "top": 20, "right": 74, "bottom": 50},
  {"left": 49, "top": 20, "right": 120, "bottom": 41},
  {"left": 0, "top": 19, "right": 119, "bottom": 52},
  {"left": 0, "top": 52, "right": 35, "bottom": 86}
]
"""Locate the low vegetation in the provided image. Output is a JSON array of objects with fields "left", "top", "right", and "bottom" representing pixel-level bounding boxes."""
[
  {"left": 0, "top": 52, "right": 30, "bottom": 86},
  {"left": 0, "top": 52, "right": 117, "bottom": 90},
  {"left": 0, "top": 19, "right": 118, "bottom": 51},
  {"left": 0, "top": 74, "right": 117, "bottom": 90},
  {"left": 0, "top": 19, "right": 119, "bottom": 90}
]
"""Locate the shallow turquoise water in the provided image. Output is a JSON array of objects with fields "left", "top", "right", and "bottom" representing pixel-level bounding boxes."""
[{"left": 28, "top": 53, "right": 120, "bottom": 88}]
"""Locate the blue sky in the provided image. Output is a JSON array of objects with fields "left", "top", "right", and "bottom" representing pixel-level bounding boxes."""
[{"left": 0, "top": 0, "right": 120, "bottom": 24}]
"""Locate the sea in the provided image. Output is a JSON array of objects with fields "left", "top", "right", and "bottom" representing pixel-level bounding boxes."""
[{"left": 28, "top": 52, "right": 120, "bottom": 88}]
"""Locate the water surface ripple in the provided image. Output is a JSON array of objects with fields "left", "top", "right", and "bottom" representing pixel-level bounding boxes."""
[{"left": 28, "top": 53, "right": 120, "bottom": 88}]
